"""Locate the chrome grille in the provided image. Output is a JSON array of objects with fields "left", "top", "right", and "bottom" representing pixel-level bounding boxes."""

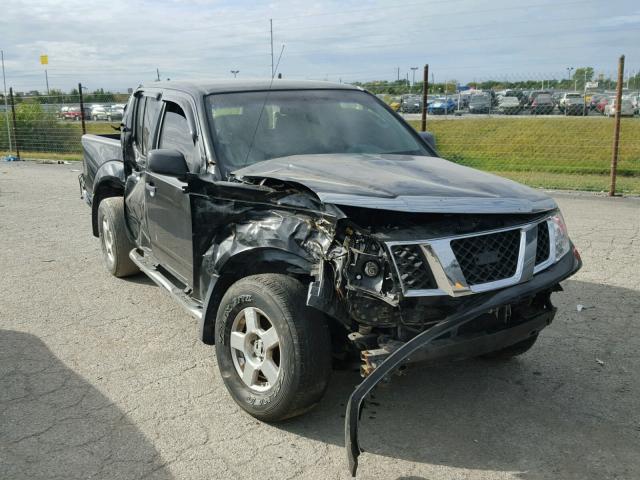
[
  {"left": 390, "top": 245, "right": 437, "bottom": 290},
  {"left": 450, "top": 229, "right": 521, "bottom": 285}
]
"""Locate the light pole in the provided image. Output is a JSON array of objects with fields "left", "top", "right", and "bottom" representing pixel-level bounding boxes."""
[
  {"left": 231, "top": 70, "right": 239, "bottom": 78},
  {"left": 1, "top": 50, "right": 12, "bottom": 152},
  {"left": 567, "top": 67, "right": 574, "bottom": 90},
  {"left": 410, "top": 67, "right": 418, "bottom": 90}
]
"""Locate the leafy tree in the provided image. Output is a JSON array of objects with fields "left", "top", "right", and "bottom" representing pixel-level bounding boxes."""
[{"left": 573, "top": 67, "right": 594, "bottom": 90}]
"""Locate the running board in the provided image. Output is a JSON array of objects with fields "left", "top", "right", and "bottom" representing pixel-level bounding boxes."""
[{"left": 129, "top": 249, "right": 203, "bottom": 320}]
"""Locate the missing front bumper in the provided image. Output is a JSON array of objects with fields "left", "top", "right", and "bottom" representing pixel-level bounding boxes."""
[
  {"left": 345, "top": 248, "right": 581, "bottom": 476},
  {"left": 360, "top": 307, "right": 554, "bottom": 376}
]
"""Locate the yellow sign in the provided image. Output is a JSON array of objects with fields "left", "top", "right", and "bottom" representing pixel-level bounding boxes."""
[{"left": 40, "top": 55, "right": 48, "bottom": 65}]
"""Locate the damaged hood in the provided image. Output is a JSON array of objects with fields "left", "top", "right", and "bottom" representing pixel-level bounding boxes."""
[{"left": 233, "top": 154, "right": 557, "bottom": 214}]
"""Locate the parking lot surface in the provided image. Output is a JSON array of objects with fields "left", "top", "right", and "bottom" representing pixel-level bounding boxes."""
[{"left": 1, "top": 162, "right": 639, "bottom": 480}]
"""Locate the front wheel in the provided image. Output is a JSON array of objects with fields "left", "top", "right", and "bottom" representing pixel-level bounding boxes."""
[
  {"left": 97, "top": 197, "right": 139, "bottom": 277},
  {"left": 215, "top": 274, "right": 331, "bottom": 422}
]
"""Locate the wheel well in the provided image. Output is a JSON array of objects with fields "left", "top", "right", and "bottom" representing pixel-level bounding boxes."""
[
  {"left": 91, "top": 180, "right": 124, "bottom": 237},
  {"left": 200, "top": 250, "right": 312, "bottom": 345}
]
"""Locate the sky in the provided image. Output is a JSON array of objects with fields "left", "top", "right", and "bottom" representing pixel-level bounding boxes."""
[{"left": 1, "top": 0, "right": 639, "bottom": 93}]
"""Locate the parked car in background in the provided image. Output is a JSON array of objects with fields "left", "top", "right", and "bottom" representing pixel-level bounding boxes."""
[
  {"left": 58, "top": 106, "right": 70, "bottom": 119},
  {"left": 595, "top": 96, "right": 610, "bottom": 114},
  {"left": 91, "top": 105, "right": 110, "bottom": 121},
  {"left": 390, "top": 96, "right": 402, "bottom": 111},
  {"left": 527, "top": 90, "right": 551, "bottom": 107},
  {"left": 468, "top": 94, "right": 491, "bottom": 113},
  {"left": 400, "top": 94, "right": 422, "bottom": 113},
  {"left": 62, "top": 107, "right": 87, "bottom": 121},
  {"left": 552, "top": 92, "right": 564, "bottom": 107},
  {"left": 530, "top": 93, "right": 554, "bottom": 114},
  {"left": 428, "top": 97, "right": 456, "bottom": 114},
  {"left": 107, "top": 104, "right": 125, "bottom": 121},
  {"left": 456, "top": 91, "right": 472, "bottom": 108},
  {"left": 589, "top": 94, "right": 605, "bottom": 111},
  {"left": 497, "top": 89, "right": 520, "bottom": 100},
  {"left": 498, "top": 96, "right": 521, "bottom": 115},
  {"left": 604, "top": 97, "right": 635, "bottom": 117},
  {"left": 558, "top": 93, "right": 585, "bottom": 115}
]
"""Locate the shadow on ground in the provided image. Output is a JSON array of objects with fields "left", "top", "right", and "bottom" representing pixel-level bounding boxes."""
[
  {"left": 0, "top": 330, "right": 173, "bottom": 480},
  {"left": 281, "top": 279, "right": 640, "bottom": 479}
]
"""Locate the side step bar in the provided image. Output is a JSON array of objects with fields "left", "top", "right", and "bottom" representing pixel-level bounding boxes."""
[{"left": 129, "top": 249, "right": 203, "bottom": 320}]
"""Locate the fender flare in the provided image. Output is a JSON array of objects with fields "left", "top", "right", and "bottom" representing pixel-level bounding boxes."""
[
  {"left": 91, "top": 160, "right": 125, "bottom": 236},
  {"left": 198, "top": 247, "right": 314, "bottom": 344}
]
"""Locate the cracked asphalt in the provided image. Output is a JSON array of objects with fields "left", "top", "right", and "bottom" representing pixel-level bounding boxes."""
[{"left": 1, "top": 161, "right": 639, "bottom": 480}]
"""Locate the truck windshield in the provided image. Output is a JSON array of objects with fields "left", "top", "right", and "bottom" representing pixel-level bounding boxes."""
[{"left": 206, "top": 89, "right": 431, "bottom": 170}]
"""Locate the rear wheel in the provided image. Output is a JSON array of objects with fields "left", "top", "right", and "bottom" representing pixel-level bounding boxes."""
[
  {"left": 481, "top": 334, "right": 539, "bottom": 360},
  {"left": 215, "top": 274, "right": 331, "bottom": 422},
  {"left": 97, "top": 197, "right": 139, "bottom": 277}
]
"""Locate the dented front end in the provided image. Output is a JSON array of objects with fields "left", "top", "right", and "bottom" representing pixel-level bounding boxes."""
[
  {"left": 188, "top": 171, "right": 577, "bottom": 353},
  {"left": 186, "top": 170, "right": 582, "bottom": 476}
]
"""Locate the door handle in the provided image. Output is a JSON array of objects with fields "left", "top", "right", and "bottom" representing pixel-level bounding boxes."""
[{"left": 145, "top": 183, "right": 157, "bottom": 197}]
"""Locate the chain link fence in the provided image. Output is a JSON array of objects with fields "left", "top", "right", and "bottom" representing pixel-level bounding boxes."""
[
  {"left": 2, "top": 62, "right": 639, "bottom": 195},
  {"left": 0, "top": 87, "right": 127, "bottom": 161}
]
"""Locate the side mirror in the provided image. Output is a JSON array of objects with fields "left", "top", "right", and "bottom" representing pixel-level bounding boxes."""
[
  {"left": 418, "top": 131, "right": 437, "bottom": 151},
  {"left": 147, "top": 149, "right": 188, "bottom": 177}
]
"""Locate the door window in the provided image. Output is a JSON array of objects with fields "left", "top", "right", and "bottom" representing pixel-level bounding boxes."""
[
  {"left": 158, "top": 102, "right": 199, "bottom": 172},
  {"left": 134, "top": 97, "right": 146, "bottom": 153},
  {"left": 143, "top": 97, "right": 161, "bottom": 153},
  {"left": 133, "top": 95, "right": 161, "bottom": 156}
]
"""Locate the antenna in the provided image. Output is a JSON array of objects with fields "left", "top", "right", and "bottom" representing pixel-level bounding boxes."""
[
  {"left": 270, "top": 19, "right": 275, "bottom": 78},
  {"left": 242, "top": 44, "right": 285, "bottom": 168}
]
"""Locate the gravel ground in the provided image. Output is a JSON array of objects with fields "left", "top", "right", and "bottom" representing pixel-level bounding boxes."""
[{"left": 1, "top": 161, "right": 639, "bottom": 480}]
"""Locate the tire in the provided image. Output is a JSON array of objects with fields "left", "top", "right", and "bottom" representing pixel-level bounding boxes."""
[
  {"left": 97, "top": 197, "right": 139, "bottom": 277},
  {"left": 480, "top": 334, "right": 539, "bottom": 360},
  {"left": 215, "top": 274, "right": 332, "bottom": 422}
]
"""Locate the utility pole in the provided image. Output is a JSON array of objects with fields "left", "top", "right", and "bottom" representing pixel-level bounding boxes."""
[
  {"left": 156, "top": 68, "right": 161, "bottom": 82},
  {"left": 9, "top": 87, "right": 19, "bottom": 160},
  {"left": 567, "top": 66, "right": 574, "bottom": 89},
  {"left": 421, "top": 64, "right": 429, "bottom": 132},
  {"left": 1, "top": 50, "right": 12, "bottom": 152},
  {"left": 230, "top": 70, "right": 239, "bottom": 78},
  {"left": 397, "top": 67, "right": 400, "bottom": 82},
  {"left": 609, "top": 55, "right": 625, "bottom": 196},
  {"left": 78, "top": 83, "right": 86, "bottom": 135},
  {"left": 270, "top": 19, "right": 274, "bottom": 78}
]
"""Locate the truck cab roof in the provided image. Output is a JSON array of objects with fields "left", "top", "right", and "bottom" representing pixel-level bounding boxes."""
[{"left": 138, "top": 79, "right": 359, "bottom": 96}]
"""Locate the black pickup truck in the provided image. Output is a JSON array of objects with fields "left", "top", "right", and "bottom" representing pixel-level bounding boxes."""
[{"left": 80, "top": 80, "right": 581, "bottom": 475}]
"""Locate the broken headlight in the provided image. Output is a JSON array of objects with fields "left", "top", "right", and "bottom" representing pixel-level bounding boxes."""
[{"left": 550, "top": 212, "right": 571, "bottom": 261}]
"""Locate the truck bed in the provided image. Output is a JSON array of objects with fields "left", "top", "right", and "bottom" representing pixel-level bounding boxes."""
[{"left": 81, "top": 134, "right": 123, "bottom": 200}]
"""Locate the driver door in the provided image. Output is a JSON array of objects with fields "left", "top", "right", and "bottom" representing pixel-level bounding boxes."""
[{"left": 145, "top": 100, "right": 200, "bottom": 286}]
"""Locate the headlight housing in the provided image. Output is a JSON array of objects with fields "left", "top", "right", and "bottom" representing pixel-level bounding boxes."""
[{"left": 550, "top": 212, "right": 571, "bottom": 261}]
